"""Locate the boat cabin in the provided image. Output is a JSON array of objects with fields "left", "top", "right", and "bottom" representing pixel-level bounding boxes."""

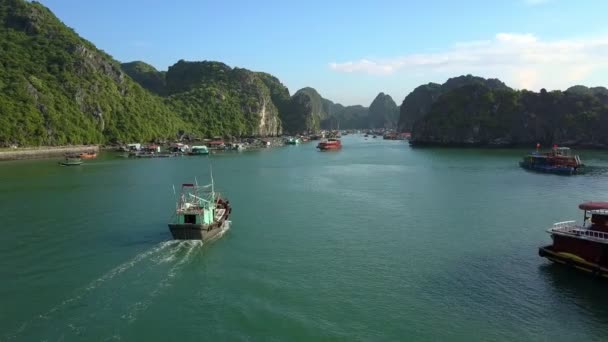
[
  {"left": 175, "top": 183, "right": 216, "bottom": 225},
  {"left": 580, "top": 202, "right": 608, "bottom": 233}
]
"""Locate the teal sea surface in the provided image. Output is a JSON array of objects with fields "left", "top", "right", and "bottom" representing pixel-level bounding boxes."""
[{"left": 2, "top": 135, "right": 608, "bottom": 341}]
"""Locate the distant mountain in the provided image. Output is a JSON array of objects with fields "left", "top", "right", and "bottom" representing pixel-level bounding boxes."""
[
  {"left": 369, "top": 93, "right": 398, "bottom": 129},
  {"left": 398, "top": 75, "right": 511, "bottom": 132}
]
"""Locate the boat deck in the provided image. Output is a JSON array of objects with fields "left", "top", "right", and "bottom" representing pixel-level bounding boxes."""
[{"left": 549, "top": 221, "right": 608, "bottom": 244}]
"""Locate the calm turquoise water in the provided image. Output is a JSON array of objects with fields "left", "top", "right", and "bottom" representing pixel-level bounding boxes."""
[{"left": 2, "top": 136, "right": 608, "bottom": 341}]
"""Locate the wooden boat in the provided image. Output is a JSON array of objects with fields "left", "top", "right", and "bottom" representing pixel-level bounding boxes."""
[
  {"left": 59, "top": 157, "right": 83, "bottom": 166},
  {"left": 520, "top": 145, "right": 583, "bottom": 175},
  {"left": 168, "top": 175, "right": 232, "bottom": 240},
  {"left": 286, "top": 137, "right": 300, "bottom": 145},
  {"left": 79, "top": 151, "right": 97, "bottom": 159},
  {"left": 539, "top": 202, "right": 608, "bottom": 278},
  {"left": 317, "top": 138, "right": 342, "bottom": 151}
]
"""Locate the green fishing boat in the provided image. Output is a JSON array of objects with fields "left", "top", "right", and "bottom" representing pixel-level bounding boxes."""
[
  {"left": 286, "top": 137, "right": 300, "bottom": 145},
  {"left": 189, "top": 145, "right": 209, "bottom": 155},
  {"left": 168, "top": 175, "right": 232, "bottom": 240},
  {"left": 59, "top": 156, "right": 83, "bottom": 166}
]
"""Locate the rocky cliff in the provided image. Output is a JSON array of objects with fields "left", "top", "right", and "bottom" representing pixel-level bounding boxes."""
[
  {"left": 369, "top": 93, "right": 398, "bottom": 129},
  {"left": 410, "top": 82, "right": 608, "bottom": 147},
  {"left": 398, "top": 75, "right": 510, "bottom": 132},
  {"left": 162, "top": 60, "right": 284, "bottom": 137}
]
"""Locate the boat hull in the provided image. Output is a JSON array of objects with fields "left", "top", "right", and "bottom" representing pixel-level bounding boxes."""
[
  {"left": 318, "top": 145, "right": 341, "bottom": 151},
  {"left": 168, "top": 220, "right": 228, "bottom": 241},
  {"left": 519, "top": 162, "right": 577, "bottom": 175},
  {"left": 539, "top": 245, "right": 608, "bottom": 279},
  {"left": 59, "top": 161, "right": 83, "bottom": 166}
]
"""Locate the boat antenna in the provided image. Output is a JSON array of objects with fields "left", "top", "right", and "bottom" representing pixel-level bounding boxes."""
[
  {"left": 172, "top": 184, "right": 177, "bottom": 210},
  {"left": 210, "top": 164, "right": 215, "bottom": 196}
]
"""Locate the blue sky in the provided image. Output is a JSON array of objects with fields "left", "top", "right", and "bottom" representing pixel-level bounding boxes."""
[{"left": 41, "top": 0, "right": 608, "bottom": 105}]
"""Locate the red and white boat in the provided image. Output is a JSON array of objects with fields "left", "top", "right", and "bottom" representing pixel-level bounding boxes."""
[
  {"left": 539, "top": 202, "right": 608, "bottom": 278},
  {"left": 316, "top": 138, "right": 342, "bottom": 151}
]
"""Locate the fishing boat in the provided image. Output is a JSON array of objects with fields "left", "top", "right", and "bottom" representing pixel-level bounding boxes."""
[
  {"left": 59, "top": 156, "right": 83, "bottom": 166},
  {"left": 539, "top": 202, "right": 608, "bottom": 278},
  {"left": 317, "top": 138, "right": 342, "bottom": 151},
  {"left": 286, "top": 137, "right": 300, "bottom": 145},
  {"left": 519, "top": 145, "right": 583, "bottom": 175},
  {"left": 79, "top": 151, "right": 97, "bottom": 159},
  {"left": 189, "top": 145, "right": 209, "bottom": 155},
  {"left": 168, "top": 176, "right": 232, "bottom": 240}
]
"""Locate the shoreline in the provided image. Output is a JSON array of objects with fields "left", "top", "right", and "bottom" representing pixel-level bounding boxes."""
[
  {"left": 408, "top": 141, "right": 608, "bottom": 149},
  {"left": 0, "top": 145, "right": 99, "bottom": 162}
]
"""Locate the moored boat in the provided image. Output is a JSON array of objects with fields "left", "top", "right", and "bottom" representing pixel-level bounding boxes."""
[
  {"left": 79, "top": 151, "right": 97, "bottom": 159},
  {"left": 519, "top": 145, "right": 583, "bottom": 175},
  {"left": 539, "top": 202, "right": 608, "bottom": 278},
  {"left": 317, "top": 138, "right": 342, "bottom": 151},
  {"left": 168, "top": 177, "right": 232, "bottom": 241},
  {"left": 59, "top": 156, "right": 83, "bottom": 166},
  {"left": 286, "top": 137, "right": 300, "bottom": 145},
  {"left": 189, "top": 145, "right": 209, "bottom": 155}
]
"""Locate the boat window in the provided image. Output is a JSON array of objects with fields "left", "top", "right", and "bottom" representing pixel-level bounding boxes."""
[{"left": 184, "top": 214, "right": 196, "bottom": 224}]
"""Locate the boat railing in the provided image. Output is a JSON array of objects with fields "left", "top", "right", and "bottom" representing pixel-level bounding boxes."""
[{"left": 550, "top": 221, "right": 608, "bottom": 243}]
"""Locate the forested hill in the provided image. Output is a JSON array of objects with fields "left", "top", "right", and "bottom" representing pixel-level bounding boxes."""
[{"left": 402, "top": 75, "right": 608, "bottom": 147}]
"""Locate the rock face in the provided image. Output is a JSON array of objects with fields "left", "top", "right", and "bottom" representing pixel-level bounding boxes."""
[
  {"left": 368, "top": 92, "right": 398, "bottom": 128},
  {"left": 397, "top": 83, "right": 442, "bottom": 132},
  {"left": 0, "top": 0, "right": 184, "bottom": 146},
  {"left": 283, "top": 88, "right": 374, "bottom": 133},
  {"left": 283, "top": 87, "right": 326, "bottom": 134},
  {"left": 410, "top": 80, "right": 608, "bottom": 147},
  {"left": 398, "top": 75, "right": 510, "bottom": 132},
  {"left": 162, "top": 60, "right": 284, "bottom": 137}
]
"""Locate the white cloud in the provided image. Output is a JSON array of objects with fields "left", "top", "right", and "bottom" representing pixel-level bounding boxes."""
[{"left": 328, "top": 33, "right": 608, "bottom": 90}]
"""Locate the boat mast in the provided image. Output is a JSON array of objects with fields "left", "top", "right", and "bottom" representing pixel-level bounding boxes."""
[{"left": 210, "top": 164, "right": 215, "bottom": 200}]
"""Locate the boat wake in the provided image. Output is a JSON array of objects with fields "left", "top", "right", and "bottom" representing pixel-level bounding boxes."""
[{"left": 5, "top": 240, "right": 203, "bottom": 341}]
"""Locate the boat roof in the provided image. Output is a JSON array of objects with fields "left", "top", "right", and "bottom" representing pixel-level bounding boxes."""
[{"left": 579, "top": 202, "right": 608, "bottom": 211}]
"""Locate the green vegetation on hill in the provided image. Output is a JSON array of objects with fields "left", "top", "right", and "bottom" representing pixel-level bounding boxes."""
[
  {"left": 121, "top": 61, "right": 166, "bottom": 96},
  {"left": 0, "top": 0, "right": 184, "bottom": 146},
  {"left": 398, "top": 75, "right": 510, "bottom": 132},
  {"left": 164, "top": 61, "right": 283, "bottom": 137},
  {"left": 282, "top": 87, "right": 326, "bottom": 133},
  {"left": 0, "top": 1, "right": 291, "bottom": 146},
  {"left": 410, "top": 80, "right": 608, "bottom": 147}
]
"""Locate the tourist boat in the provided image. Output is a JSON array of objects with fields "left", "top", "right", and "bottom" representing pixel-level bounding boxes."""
[
  {"left": 286, "top": 137, "right": 300, "bottom": 145},
  {"left": 189, "top": 145, "right": 209, "bottom": 155},
  {"left": 519, "top": 145, "right": 583, "bottom": 175},
  {"left": 168, "top": 176, "right": 232, "bottom": 240},
  {"left": 59, "top": 156, "right": 83, "bottom": 166},
  {"left": 539, "top": 202, "right": 608, "bottom": 278},
  {"left": 317, "top": 138, "right": 342, "bottom": 151},
  {"left": 79, "top": 151, "right": 97, "bottom": 159}
]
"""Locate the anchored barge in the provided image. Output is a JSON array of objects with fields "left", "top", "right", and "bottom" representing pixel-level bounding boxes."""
[
  {"left": 539, "top": 202, "right": 608, "bottom": 278},
  {"left": 168, "top": 177, "right": 231, "bottom": 240}
]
